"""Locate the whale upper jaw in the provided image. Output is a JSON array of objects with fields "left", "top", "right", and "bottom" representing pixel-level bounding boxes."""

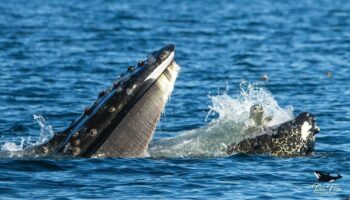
[
  {"left": 31, "top": 44, "right": 180, "bottom": 158},
  {"left": 227, "top": 112, "right": 320, "bottom": 157}
]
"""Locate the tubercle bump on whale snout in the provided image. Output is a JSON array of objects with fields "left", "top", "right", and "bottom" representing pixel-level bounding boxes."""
[{"left": 147, "top": 44, "right": 175, "bottom": 65}]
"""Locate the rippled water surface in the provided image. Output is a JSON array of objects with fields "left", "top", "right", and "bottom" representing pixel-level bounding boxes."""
[{"left": 0, "top": 0, "right": 349, "bottom": 199}]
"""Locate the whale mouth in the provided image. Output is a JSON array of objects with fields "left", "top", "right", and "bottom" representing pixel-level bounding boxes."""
[{"left": 31, "top": 44, "right": 180, "bottom": 158}]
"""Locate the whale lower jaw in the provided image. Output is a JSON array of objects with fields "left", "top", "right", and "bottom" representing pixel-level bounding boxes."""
[
  {"left": 226, "top": 112, "right": 319, "bottom": 157},
  {"left": 93, "top": 62, "right": 179, "bottom": 158}
]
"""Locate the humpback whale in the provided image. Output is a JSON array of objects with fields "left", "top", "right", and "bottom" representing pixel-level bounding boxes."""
[{"left": 28, "top": 44, "right": 180, "bottom": 158}]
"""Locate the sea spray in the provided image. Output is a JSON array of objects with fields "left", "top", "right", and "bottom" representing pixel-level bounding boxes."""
[
  {"left": 33, "top": 115, "right": 55, "bottom": 144},
  {"left": 150, "top": 81, "right": 294, "bottom": 158},
  {"left": 0, "top": 115, "right": 54, "bottom": 154}
]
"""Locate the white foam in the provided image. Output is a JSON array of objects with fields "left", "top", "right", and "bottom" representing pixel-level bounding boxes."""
[
  {"left": 207, "top": 81, "right": 293, "bottom": 126},
  {"left": 1, "top": 115, "right": 55, "bottom": 153},
  {"left": 1, "top": 137, "right": 26, "bottom": 151}
]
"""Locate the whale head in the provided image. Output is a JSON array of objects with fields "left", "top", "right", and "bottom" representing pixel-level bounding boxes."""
[{"left": 33, "top": 44, "right": 180, "bottom": 158}]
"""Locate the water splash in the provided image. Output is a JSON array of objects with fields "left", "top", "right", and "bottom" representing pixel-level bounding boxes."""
[
  {"left": 33, "top": 115, "right": 55, "bottom": 144},
  {"left": 149, "top": 81, "right": 294, "bottom": 158},
  {"left": 208, "top": 81, "right": 293, "bottom": 126},
  {"left": 1, "top": 137, "right": 27, "bottom": 152},
  {"left": 0, "top": 115, "right": 54, "bottom": 155}
]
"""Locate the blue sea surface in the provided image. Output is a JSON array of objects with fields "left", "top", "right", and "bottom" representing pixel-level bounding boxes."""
[{"left": 0, "top": 0, "right": 349, "bottom": 199}]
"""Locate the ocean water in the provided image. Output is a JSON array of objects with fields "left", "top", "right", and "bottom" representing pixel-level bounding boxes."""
[{"left": 0, "top": 0, "right": 349, "bottom": 199}]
